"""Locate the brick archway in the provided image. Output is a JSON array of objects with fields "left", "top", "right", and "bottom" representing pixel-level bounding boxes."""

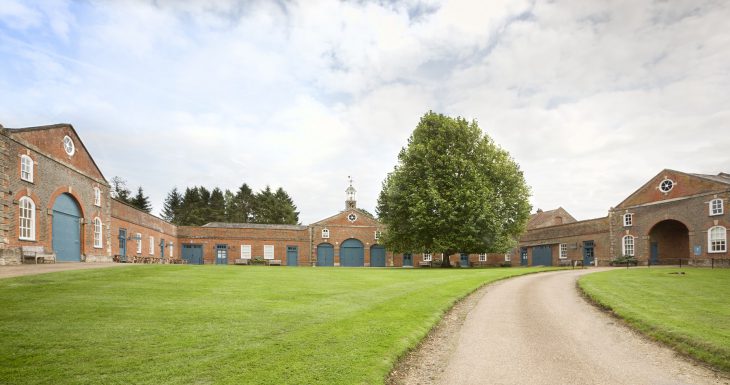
[{"left": 648, "top": 219, "right": 689, "bottom": 264}]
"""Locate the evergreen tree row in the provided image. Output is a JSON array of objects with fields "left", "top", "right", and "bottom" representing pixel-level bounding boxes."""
[{"left": 161, "top": 183, "right": 300, "bottom": 226}]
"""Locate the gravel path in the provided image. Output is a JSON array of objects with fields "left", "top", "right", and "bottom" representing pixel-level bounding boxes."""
[
  {"left": 0, "top": 262, "right": 129, "bottom": 279},
  {"left": 392, "top": 269, "right": 729, "bottom": 385}
]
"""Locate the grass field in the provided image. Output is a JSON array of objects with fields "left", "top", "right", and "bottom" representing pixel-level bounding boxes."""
[
  {"left": 579, "top": 268, "right": 730, "bottom": 372},
  {"left": 0, "top": 265, "right": 551, "bottom": 385}
]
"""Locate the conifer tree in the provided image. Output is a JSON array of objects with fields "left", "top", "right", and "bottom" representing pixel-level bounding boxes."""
[
  {"left": 130, "top": 186, "right": 152, "bottom": 213},
  {"left": 161, "top": 187, "right": 183, "bottom": 223}
]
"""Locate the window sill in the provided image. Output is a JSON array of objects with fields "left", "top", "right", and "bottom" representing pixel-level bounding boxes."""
[{"left": 20, "top": 178, "right": 34, "bottom": 184}]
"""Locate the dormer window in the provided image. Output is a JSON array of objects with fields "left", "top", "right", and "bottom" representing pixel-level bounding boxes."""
[
  {"left": 321, "top": 228, "right": 330, "bottom": 239},
  {"left": 94, "top": 187, "right": 101, "bottom": 207},
  {"left": 63, "top": 136, "right": 75, "bottom": 156},
  {"left": 20, "top": 155, "right": 33, "bottom": 182},
  {"left": 623, "top": 213, "right": 633, "bottom": 227},
  {"left": 710, "top": 199, "right": 723, "bottom": 216}
]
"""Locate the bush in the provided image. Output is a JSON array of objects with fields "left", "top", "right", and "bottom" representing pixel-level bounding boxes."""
[{"left": 610, "top": 255, "right": 638, "bottom": 266}]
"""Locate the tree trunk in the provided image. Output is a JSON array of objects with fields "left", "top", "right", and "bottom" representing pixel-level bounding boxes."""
[{"left": 440, "top": 251, "right": 452, "bottom": 268}]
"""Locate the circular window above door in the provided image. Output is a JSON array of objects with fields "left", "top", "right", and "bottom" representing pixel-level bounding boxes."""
[
  {"left": 63, "top": 136, "right": 75, "bottom": 156},
  {"left": 659, "top": 179, "right": 674, "bottom": 193}
]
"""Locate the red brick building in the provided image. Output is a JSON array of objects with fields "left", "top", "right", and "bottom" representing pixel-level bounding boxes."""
[{"left": 1, "top": 124, "right": 727, "bottom": 268}]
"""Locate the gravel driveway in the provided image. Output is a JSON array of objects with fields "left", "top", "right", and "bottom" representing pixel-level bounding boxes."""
[{"left": 391, "top": 268, "right": 728, "bottom": 385}]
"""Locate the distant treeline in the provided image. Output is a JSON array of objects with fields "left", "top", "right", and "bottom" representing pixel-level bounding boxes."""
[{"left": 109, "top": 177, "right": 300, "bottom": 226}]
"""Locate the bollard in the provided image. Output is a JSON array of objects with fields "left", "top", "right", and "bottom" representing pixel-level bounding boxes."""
[
  {"left": 712, "top": 258, "right": 714, "bottom": 269},
  {"left": 679, "top": 258, "right": 682, "bottom": 268}
]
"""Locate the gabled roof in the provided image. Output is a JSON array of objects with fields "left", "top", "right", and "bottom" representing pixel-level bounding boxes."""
[
  {"left": 526, "top": 207, "right": 577, "bottom": 230},
  {"left": 311, "top": 207, "right": 380, "bottom": 226},
  {"left": 615, "top": 169, "right": 730, "bottom": 209},
  {"left": 5, "top": 123, "right": 108, "bottom": 184}
]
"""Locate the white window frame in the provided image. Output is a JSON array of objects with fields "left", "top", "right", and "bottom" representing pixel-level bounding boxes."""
[
  {"left": 321, "top": 228, "right": 330, "bottom": 239},
  {"left": 136, "top": 233, "right": 142, "bottom": 253},
  {"left": 504, "top": 253, "right": 511, "bottom": 262},
  {"left": 18, "top": 196, "right": 35, "bottom": 240},
  {"left": 623, "top": 213, "right": 633, "bottom": 227},
  {"left": 149, "top": 236, "right": 154, "bottom": 255},
  {"left": 20, "top": 155, "right": 33, "bottom": 182},
  {"left": 241, "top": 244, "right": 252, "bottom": 259},
  {"left": 710, "top": 199, "right": 724, "bottom": 216},
  {"left": 374, "top": 230, "right": 382, "bottom": 240},
  {"left": 63, "top": 135, "right": 75, "bottom": 156},
  {"left": 264, "top": 245, "right": 275, "bottom": 260},
  {"left": 478, "top": 253, "right": 487, "bottom": 262},
  {"left": 94, "top": 187, "right": 101, "bottom": 207},
  {"left": 708, "top": 226, "right": 727, "bottom": 253},
  {"left": 622, "top": 235, "right": 635, "bottom": 256},
  {"left": 169, "top": 242, "right": 174, "bottom": 257},
  {"left": 423, "top": 253, "right": 432, "bottom": 262},
  {"left": 559, "top": 243, "right": 568, "bottom": 259},
  {"left": 93, "top": 217, "right": 102, "bottom": 248}
]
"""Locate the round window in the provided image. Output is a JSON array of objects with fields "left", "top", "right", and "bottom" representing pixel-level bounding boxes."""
[
  {"left": 659, "top": 179, "right": 674, "bottom": 193},
  {"left": 347, "top": 213, "right": 357, "bottom": 222},
  {"left": 63, "top": 136, "right": 75, "bottom": 156}
]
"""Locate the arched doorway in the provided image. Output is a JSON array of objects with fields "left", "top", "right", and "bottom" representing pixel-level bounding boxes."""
[
  {"left": 370, "top": 245, "right": 386, "bottom": 267},
  {"left": 317, "top": 243, "right": 334, "bottom": 266},
  {"left": 52, "top": 193, "right": 82, "bottom": 262},
  {"left": 648, "top": 219, "right": 689, "bottom": 265},
  {"left": 340, "top": 239, "right": 364, "bottom": 267}
]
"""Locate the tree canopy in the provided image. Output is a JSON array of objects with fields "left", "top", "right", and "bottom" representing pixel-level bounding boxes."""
[{"left": 376, "top": 111, "right": 531, "bottom": 266}]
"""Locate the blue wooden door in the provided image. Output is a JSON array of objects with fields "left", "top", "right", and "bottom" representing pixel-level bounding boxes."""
[
  {"left": 52, "top": 193, "right": 81, "bottom": 262},
  {"left": 118, "top": 229, "right": 127, "bottom": 261},
  {"left": 532, "top": 245, "right": 552, "bottom": 266},
  {"left": 460, "top": 253, "right": 469, "bottom": 267},
  {"left": 340, "top": 239, "right": 364, "bottom": 267},
  {"left": 317, "top": 243, "right": 334, "bottom": 266},
  {"left": 403, "top": 253, "right": 413, "bottom": 267},
  {"left": 650, "top": 242, "right": 659, "bottom": 265},
  {"left": 520, "top": 247, "right": 528, "bottom": 266},
  {"left": 216, "top": 244, "right": 228, "bottom": 265},
  {"left": 370, "top": 245, "right": 386, "bottom": 267},
  {"left": 287, "top": 246, "right": 298, "bottom": 266},
  {"left": 160, "top": 239, "right": 165, "bottom": 261},
  {"left": 583, "top": 241, "right": 595, "bottom": 266},
  {"left": 182, "top": 244, "right": 203, "bottom": 264}
]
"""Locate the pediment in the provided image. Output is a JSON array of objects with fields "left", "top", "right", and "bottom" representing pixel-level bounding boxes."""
[{"left": 615, "top": 169, "right": 730, "bottom": 209}]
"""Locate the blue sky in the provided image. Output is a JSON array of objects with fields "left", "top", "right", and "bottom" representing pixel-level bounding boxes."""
[{"left": 1, "top": 0, "right": 729, "bottom": 224}]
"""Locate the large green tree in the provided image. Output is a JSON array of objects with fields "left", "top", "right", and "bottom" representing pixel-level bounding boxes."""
[
  {"left": 161, "top": 187, "right": 183, "bottom": 224},
  {"left": 376, "top": 111, "right": 531, "bottom": 267}
]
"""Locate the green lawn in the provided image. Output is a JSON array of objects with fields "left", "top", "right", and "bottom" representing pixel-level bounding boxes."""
[
  {"left": 579, "top": 268, "right": 730, "bottom": 372},
  {"left": 0, "top": 266, "right": 550, "bottom": 385}
]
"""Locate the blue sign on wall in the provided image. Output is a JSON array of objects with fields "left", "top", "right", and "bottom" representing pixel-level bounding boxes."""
[{"left": 694, "top": 245, "right": 702, "bottom": 256}]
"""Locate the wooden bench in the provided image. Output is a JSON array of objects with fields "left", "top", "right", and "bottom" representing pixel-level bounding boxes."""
[
  {"left": 419, "top": 261, "right": 432, "bottom": 267},
  {"left": 268, "top": 259, "right": 282, "bottom": 266},
  {"left": 234, "top": 258, "right": 250, "bottom": 265},
  {"left": 21, "top": 246, "right": 56, "bottom": 264}
]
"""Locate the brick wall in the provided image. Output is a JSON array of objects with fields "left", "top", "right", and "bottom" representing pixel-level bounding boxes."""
[
  {"left": 3, "top": 128, "right": 112, "bottom": 262},
  {"left": 177, "top": 224, "right": 310, "bottom": 265},
  {"left": 517, "top": 217, "right": 610, "bottom": 266},
  {"left": 110, "top": 199, "right": 178, "bottom": 261}
]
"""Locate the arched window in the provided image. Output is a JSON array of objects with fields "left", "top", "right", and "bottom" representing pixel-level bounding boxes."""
[
  {"left": 622, "top": 235, "right": 635, "bottom": 256},
  {"left": 93, "top": 217, "right": 102, "bottom": 248},
  {"left": 708, "top": 226, "right": 727, "bottom": 253},
  {"left": 321, "top": 228, "right": 330, "bottom": 239},
  {"left": 19, "top": 196, "right": 35, "bottom": 240},
  {"left": 20, "top": 155, "right": 33, "bottom": 182},
  {"left": 710, "top": 199, "right": 724, "bottom": 216},
  {"left": 94, "top": 187, "right": 101, "bottom": 207}
]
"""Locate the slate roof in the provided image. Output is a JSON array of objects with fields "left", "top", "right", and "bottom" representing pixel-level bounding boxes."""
[
  {"left": 526, "top": 207, "right": 577, "bottom": 230},
  {"left": 202, "top": 222, "right": 308, "bottom": 230}
]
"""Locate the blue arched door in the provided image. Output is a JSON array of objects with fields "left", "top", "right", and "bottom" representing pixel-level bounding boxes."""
[
  {"left": 370, "top": 245, "right": 386, "bottom": 267},
  {"left": 317, "top": 243, "right": 334, "bottom": 266},
  {"left": 52, "top": 193, "right": 82, "bottom": 262},
  {"left": 340, "top": 239, "right": 364, "bottom": 267}
]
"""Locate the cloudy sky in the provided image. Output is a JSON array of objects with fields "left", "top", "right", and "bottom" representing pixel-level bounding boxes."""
[{"left": 1, "top": 0, "right": 729, "bottom": 224}]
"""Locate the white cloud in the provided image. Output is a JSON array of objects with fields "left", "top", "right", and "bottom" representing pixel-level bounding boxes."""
[{"left": 1, "top": 0, "right": 729, "bottom": 223}]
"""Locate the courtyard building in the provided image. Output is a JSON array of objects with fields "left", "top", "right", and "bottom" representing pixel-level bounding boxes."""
[{"left": 1, "top": 123, "right": 727, "bottom": 267}]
